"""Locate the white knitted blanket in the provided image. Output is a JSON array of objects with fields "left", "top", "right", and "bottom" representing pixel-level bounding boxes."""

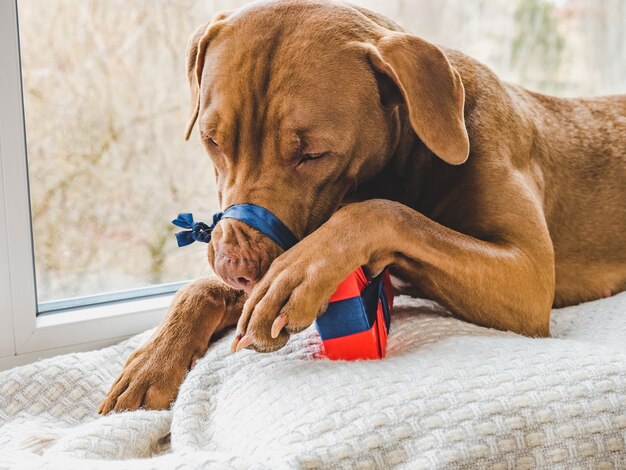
[{"left": 1, "top": 294, "right": 625, "bottom": 469}]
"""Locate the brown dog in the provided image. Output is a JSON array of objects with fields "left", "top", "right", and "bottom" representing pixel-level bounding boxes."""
[{"left": 99, "top": 0, "right": 626, "bottom": 414}]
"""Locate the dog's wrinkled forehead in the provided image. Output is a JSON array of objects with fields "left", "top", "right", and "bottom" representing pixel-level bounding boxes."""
[
  {"left": 205, "top": 12, "right": 361, "bottom": 92},
  {"left": 197, "top": 15, "right": 378, "bottom": 161}
]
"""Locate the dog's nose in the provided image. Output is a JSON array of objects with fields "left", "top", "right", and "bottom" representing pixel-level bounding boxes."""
[{"left": 214, "top": 255, "right": 261, "bottom": 291}]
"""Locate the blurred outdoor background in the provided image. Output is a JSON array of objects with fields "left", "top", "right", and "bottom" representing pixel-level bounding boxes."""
[{"left": 17, "top": 0, "right": 626, "bottom": 304}]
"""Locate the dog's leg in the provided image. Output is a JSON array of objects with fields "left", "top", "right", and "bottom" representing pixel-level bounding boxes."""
[
  {"left": 99, "top": 278, "right": 244, "bottom": 414},
  {"left": 234, "top": 199, "right": 554, "bottom": 352}
]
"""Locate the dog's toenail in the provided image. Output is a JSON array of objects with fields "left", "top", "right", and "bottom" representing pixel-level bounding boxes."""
[
  {"left": 230, "top": 333, "right": 242, "bottom": 353},
  {"left": 271, "top": 315, "right": 288, "bottom": 339},
  {"left": 236, "top": 335, "right": 253, "bottom": 352}
]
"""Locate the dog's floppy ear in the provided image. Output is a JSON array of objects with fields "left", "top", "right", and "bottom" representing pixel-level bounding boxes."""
[
  {"left": 367, "top": 33, "right": 469, "bottom": 165},
  {"left": 185, "top": 12, "right": 231, "bottom": 141}
]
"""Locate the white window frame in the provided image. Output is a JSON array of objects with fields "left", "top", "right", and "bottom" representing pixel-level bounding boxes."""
[{"left": 0, "top": 0, "right": 172, "bottom": 369}]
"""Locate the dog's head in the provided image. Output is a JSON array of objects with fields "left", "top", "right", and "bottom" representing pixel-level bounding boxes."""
[{"left": 185, "top": 0, "right": 468, "bottom": 291}]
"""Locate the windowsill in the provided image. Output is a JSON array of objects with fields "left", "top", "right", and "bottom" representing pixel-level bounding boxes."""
[
  {"left": 0, "top": 293, "right": 171, "bottom": 370},
  {"left": 36, "top": 293, "right": 172, "bottom": 328},
  {"left": 38, "top": 281, "right": 186, "bottom": 314}
]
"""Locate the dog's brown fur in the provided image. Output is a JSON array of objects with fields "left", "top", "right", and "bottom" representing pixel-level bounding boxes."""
[{"left": 99, "top": 0, "right": 626, "bottom": 414}]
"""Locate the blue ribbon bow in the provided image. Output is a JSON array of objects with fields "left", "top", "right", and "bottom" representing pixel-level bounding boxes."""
[
  {"left": 172, "top": 204, "right": 298, "bottom": 251},
  {"left": 171, "top": 212, "right": 224, "bottom": 247}
]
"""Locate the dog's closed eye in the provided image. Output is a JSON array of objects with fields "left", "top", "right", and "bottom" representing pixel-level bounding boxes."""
[{"left": 300, "top": 151, "right": 330, "bottom": 163}]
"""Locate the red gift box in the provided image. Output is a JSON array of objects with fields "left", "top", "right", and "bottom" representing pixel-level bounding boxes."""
[{"left": 315, "top": 268, "right": 394, "bottom": 360}]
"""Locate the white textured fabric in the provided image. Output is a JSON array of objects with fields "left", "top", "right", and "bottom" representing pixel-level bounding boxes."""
[{"left": 1, "top": 294, "right": 625, "bottom": 469}]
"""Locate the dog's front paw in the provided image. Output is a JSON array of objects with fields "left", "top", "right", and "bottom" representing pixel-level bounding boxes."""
[
  {"left": 231, "top": 247, "right": 348, "bottom": 353},
  {"left": 98, "top": 339, "right": 194, "bottom": 414}
]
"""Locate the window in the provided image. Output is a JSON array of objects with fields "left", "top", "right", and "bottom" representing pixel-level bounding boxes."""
[
  {"left": 19, "top": 1, "right": 219, "bottom": 308},
  {"left": 2, "top": 0, "right": 625, "bottom": 367}
]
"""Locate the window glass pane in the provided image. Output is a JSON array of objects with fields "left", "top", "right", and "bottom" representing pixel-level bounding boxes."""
[
  {"left": 356, "top": 0, "right": 625, "bottom": 96},
  {"left": 18, "top": 1, "right": 248, "bottom": 305},
  {"left": 18, "top": 0, "right": 625, "bottom": 306}
]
